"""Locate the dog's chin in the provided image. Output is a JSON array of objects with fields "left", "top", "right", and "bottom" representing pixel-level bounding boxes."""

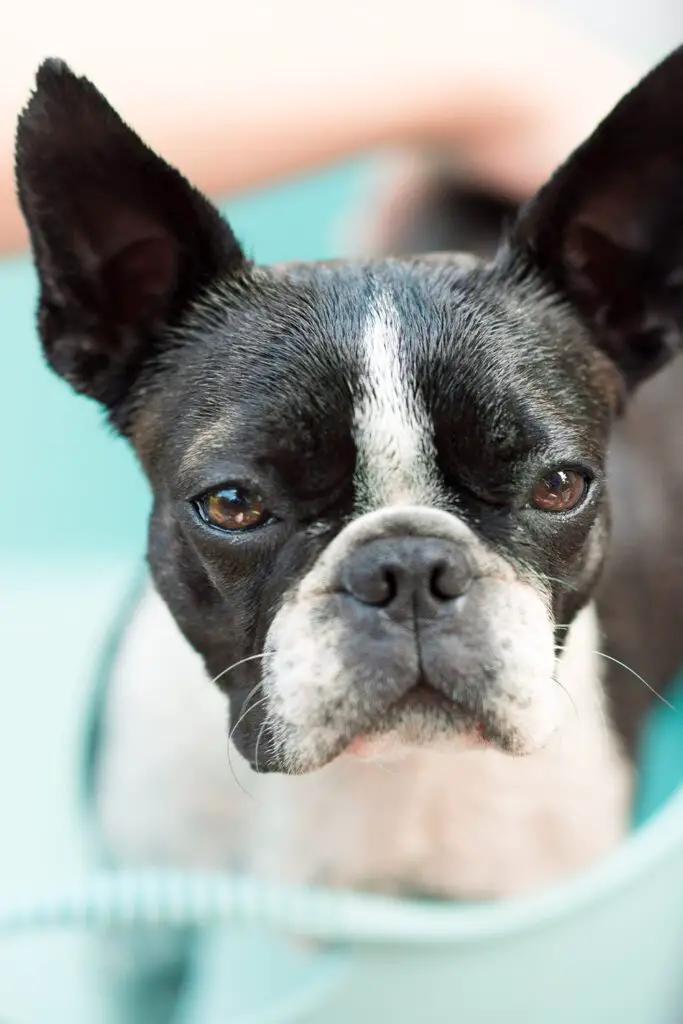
[
  {"left": 341, "top": 727, "right": 491, "bottom": 764},
  {"left": 266, "top": 690, "right": 560, "bottom": 775}
]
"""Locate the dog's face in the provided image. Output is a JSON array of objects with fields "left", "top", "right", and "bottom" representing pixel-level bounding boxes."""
[
  {"left": 139, "top": 259, "right": 617, "bottom": 773},
  {"left": 16, "top": 54, "right": 683, "bottom": 772}
]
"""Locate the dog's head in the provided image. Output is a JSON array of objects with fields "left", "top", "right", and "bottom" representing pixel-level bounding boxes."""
[{"left": 16, "top": 53, "right": 683, "bottom": 772}]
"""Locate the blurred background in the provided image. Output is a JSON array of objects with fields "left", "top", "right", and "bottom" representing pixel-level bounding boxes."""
[{"left": 1, "top": 1, "right": 682, "bottom": 1020}]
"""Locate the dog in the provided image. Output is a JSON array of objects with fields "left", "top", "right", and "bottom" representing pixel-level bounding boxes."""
[{"left": 15, "top": 49, "right": 683, "bottom": 910}]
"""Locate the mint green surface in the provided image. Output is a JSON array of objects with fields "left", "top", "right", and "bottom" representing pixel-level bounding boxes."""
[{"left": 3, "top": 160, "right": 683, "bottom": 1024}]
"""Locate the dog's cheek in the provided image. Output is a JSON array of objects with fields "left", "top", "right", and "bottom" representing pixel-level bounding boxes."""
[
  {"left": 552, "top": 512, "right": 610, "bottom": 633},
  {"left": 263, "top": 592, "right": 351, "bottom": 731},
  {"left": 422, "top": 579, "right": 563, "bottom": 751},
  {"left": 481, "top": 584, "right": 566, "bottom": 752},
  {"left": 146, "top": 504, "right": 260, "bottom": 668}
]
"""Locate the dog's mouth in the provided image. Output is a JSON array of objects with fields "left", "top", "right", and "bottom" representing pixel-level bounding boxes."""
[
  {"left": 390, "top": 680, "right": 460, "bottom": 716},
  {"left": 341, "top": 679, "right": 493, "bottom": 759}
]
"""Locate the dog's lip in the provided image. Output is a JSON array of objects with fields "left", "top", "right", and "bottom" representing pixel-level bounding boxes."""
[
  {"left": 388, "top": 680, "right": 459, "bottom": 716},
  {"left": 394, "top": 682, "right": 493, "bottom": 743},
  {"left": 342, "top": 682, "right": 493, "bottom": 758}
]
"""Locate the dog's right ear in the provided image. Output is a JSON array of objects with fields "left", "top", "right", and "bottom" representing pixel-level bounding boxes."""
[
  {"left": 505, "top": 46, "right": 683, "bottom": 392},
  {"left": 15, "top": 59, "right": 244, "bottom": 416}
]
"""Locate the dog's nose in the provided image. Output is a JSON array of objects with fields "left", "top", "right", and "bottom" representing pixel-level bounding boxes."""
[{"left": 340, "top": 537, "right": 472, "bottom": 620}]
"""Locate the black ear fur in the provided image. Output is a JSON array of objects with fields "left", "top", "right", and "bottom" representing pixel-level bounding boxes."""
[
  {"left": 506, "top": 45, "right": 683, "bottom": 389},
  {"left": 15, "top": 59, "right": 244, "bottom": 415}
]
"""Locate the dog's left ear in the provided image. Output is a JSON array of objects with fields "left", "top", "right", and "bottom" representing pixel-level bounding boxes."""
[
  {"left": 506, "top": 46, "right": 683, "bottom": 390},
  {"left": 15, "top": 59, "right": 244, "bottom": 415}
]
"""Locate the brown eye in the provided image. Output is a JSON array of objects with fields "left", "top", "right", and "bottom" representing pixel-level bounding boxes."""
[
  {"left": 197, "top": 486, "right": 273, "bottom": 531},
  {"left": 531, "top": 469, "right": 588, "bottom": 513}
]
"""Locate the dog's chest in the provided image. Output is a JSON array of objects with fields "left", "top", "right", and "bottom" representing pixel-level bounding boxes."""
[
  {"left": 250, "top": 720, "right": 630, "bottom": 898},
  {"left": 97, "top": 584, "right": 631, "bottom": 898}
]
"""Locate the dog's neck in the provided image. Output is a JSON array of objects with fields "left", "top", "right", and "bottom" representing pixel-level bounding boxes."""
[{"left": 97, "top": 585, "right": 631, "bottom": 898}]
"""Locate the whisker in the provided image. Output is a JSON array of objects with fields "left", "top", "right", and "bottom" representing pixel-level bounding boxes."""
[
  {"left": 591, "top": 650, "right": 677, "bottom": 711},
  {"left": 552, "top": 675, "right": 579, "bottom": 721},
  {"left": 552, "top": 645, "right": 613, "bottom": 744},
  {"left": 225, "top": 724, "right": 259, "bottom": 801},
  {"left": 517, "top": 557, "right": 579, "bottom": 594},
  {"left": 542, "top": 575, "right": 580, "bottom": 592},
  {"left": 593, "top": 690, "right": 610, "bottom": 740},
  {"left": 228, "top": 686, "right": 273, "bottom": 800},
  {"left": 210, "top": 652, "right": 269, "bottom": 688},
  {"left": 228, "top": 693, "right": 270, "bottom": 745},
  {"left": 225, "top": 739, "right": 256, "bottom": 801},
  {"left": 224, "top": 678, "right": 268, "bottom": 801},
  {"left": 253, "top": 717, "right": 272, "bottom": 773},
  {"left": 206, "top": 651, "right": 271, "bottom": 798}
]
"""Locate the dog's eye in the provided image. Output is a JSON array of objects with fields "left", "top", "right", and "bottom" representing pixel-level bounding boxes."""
[
  {"left": 196, "top": 486, "right": 273, "bottom": 531},
  {"left": 531, "top": 470, "right": 588, "bottom": 513}
]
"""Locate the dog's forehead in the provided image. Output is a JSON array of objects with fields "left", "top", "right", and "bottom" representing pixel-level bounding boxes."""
[{"left": 153, "top": 256, "right": 607, "bottom": 487}]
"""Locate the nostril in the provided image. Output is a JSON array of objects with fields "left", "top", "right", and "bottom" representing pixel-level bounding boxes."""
[
  {"left": 430, "top": 558, "right": 471, "bottom": 601},
  {"left": 341, "top": 538, "right": 472, "bottom": 613},
  {"left": 366, "top": 568, "right": 396, "bottom": 607},
  {"left": 342, "top": 560, "right": 398, "bottom": 606}
]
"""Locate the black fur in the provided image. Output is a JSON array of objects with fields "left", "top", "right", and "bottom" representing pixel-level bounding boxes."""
[{"left": 15, "top": 59, "right": 243, "bottom": 422}]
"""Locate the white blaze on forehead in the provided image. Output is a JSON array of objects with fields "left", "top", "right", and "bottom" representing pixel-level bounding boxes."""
[{"left": 353, "top": 293, "right": 442, "bottom": 508}]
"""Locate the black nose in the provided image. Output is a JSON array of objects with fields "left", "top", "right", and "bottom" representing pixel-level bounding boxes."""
[{"left": 340, "top": 537, "right": 472, "bottom": 620}]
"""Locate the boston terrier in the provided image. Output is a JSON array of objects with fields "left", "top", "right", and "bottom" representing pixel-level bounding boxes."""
[{"left": 14, "top": 49, "right": 683, "bottom": 905}]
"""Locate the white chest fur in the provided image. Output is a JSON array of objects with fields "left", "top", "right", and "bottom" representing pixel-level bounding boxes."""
[{"left": 97, "top": 583, "right": 632, "bottom": 898}]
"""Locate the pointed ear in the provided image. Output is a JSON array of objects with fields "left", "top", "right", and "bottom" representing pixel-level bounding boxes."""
[
  {"left": 506, "top": 46, "right": 683, "bottom": 390},
  {"left": 15, "top": 59, "right": 244, "bottom": 413}
]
